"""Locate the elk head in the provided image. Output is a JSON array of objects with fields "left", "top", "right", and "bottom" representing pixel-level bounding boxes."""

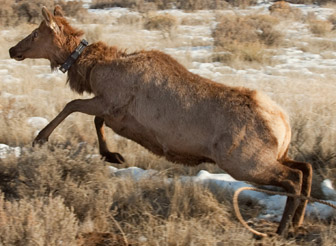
[{"left": 9, "top": 6, "right": 83, "bottom": 69}]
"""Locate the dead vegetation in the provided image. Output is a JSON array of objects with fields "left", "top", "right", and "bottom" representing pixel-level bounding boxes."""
[
  {"left": 143, "top": 13, "right": 177, "bottom": 33},
  {"left": 0, "top": 0, "right": 86, "bottom": 26},
  {"left": 269, "top": 1, "right": 303, "bottom": 20},
  {"left": 212, "top": 14, "right": 282, "bottom": 64},
  {"left": 308, "top": 19, "right": 333, "bottom": 36},
  {"left": 0, "top": 147, "right": 334, "bottom": 245}
]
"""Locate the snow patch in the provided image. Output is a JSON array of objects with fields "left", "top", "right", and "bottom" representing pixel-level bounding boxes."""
[
  {"left": 321, "top": 179, "right": 336, "bottom": 201},
  {"left": 0, "top": 144, "right": 21, "bottom": 159},
  {"left": 27, "top": 117, "right": 49, "bottom": 130}
]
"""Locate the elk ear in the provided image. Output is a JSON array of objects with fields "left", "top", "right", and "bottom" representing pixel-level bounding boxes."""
[
  {"left": 42, "top": 6, "right": 53, "bottom": 24},
  {"left": 42, "top": 6, "right": 60, "bottom": 34},
  {"left": 54, "top": 5, "right": 64, "bottom": 17}
]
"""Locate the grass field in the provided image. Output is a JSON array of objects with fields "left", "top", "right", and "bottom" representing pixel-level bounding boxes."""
[{"left": 0, "top": 0, "right": 336, "bottom": 245}]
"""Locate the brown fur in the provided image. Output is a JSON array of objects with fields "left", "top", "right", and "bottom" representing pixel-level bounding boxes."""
[
  {"left": 9, "top": 6, "right": 312, "bottom": 237},
  {"left": 68, "top": 42, "right": 126, "bottom": 94}
]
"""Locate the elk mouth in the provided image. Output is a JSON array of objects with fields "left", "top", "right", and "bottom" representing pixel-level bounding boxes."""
[{"left": 13, "top": 55, "right": 25, "bottom": 61}]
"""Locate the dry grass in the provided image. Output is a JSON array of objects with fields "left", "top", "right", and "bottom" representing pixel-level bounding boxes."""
[
  {"left": 90, "top": 0, "right": 140, "bottom": 9},
  {"left": 143, "top": 13, "right": 177, "bottom": 33},
  {"left": 1, "top": 147, "right": 334, "bottom": 245},
  {"left": 175, "top": 0, "right": 229, "bottom": 10},
  {"left": 0, "top": 194, "right": 79, "bottom": 245},
  {"left": 0, "top": 0, "right": 86, "bottom": 26},
  {"left": 212, "top": 14, "right": 282, "bottom": 65},
  {"left": 308, "top": 19, "right": 333, "bottom": 36},
  {"left": 269, "top": 1, "right": 303, "bottom": 20},
  {"left": 225, "top": 0, "right": 257, "bottom": 8},
  {"left": 297, "top": 38, "right": 336, "bottom": 54}
]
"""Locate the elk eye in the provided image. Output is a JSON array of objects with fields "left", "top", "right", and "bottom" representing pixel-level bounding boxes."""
[{"left": 33, "top": 31, "right": 38, "bottom": 40}]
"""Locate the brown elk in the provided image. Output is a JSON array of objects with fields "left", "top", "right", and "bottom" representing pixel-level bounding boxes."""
[{"left": 9, "top": 6, "right": 312, "bottom": 237}]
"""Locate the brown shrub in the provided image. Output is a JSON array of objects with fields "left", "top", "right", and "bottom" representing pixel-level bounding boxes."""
[
  {"left": 212, "top": 14, "right": 282, "bottom": 64},
  {"left": 176, "top": 0, "right": 229, "bottom": 10},
  {"left": 0, "top": 0, "right": 87, "bottom": 26},
  {"left": 225, "top": 0, "right": 257, "bottom": 8},
  {"left": 90, "top": 0, "right": 140, "bottom": 9},
  {"left": 181, "top": 15, "right": 211, "bottom": 25},
  {"left": 269, "top": 0, "right": 303, "bottom": 20},
  {"left": 144, "top": 13, "right": 177, "bottom": 33},
  {"left": 0, "top": 194, "right": 79, "bottom": 246},
  {"left": 309, "top": 19, "right": 333, "bottom": 36},
  {"left": 0, "top": 0, "right": 15, "bottom": 26},
  {"left": 14, "top": 0, "right": 54, "bottom": 25}
]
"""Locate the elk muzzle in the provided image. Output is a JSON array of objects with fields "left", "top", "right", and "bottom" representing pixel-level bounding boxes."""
[{"left": 9, "top": 46, "right": 25, "bottom": 61}]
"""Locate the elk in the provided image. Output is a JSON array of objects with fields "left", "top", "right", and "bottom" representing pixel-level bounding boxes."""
[{"left": 9, "top": 6, "right": 312, "bottom": 237}]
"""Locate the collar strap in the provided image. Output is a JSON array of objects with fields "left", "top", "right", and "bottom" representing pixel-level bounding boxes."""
[{"left": 59, "top": 39, "right": 88, "bottom": 73}]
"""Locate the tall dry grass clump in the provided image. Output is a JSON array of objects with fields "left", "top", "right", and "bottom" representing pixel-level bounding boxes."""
[
  {"left": 0, "top": 0, "right": 86, "bottom": 26},
  {"left": 144, "top": 13, "right": 177, "bottom": 36},
  {"left": 290, "top": 119, "right": 336, "bottom": 186},
  {"left": 90, "top": 0, "right": 140, "bottom": 9},
  {"left": 225, "top": 0, "right": 256, "bottom": 8},
  {"left": 308, "top": 19, "right": 333, "bottom": 36},
  {"left": 174, "top": 0, "right": 229, "bottom": 10},
  {"left": 269, "top": 1, "right": 303, "bottom": 20},
  {"left": 0, "top": 194, "right": 79, "bottom": 246},
  {"left": 212, "top": 14, "right": 282, "bottom": 64}
]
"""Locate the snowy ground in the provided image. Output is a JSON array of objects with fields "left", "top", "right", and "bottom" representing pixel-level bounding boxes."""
[{"left": 1, "top": 1, "right": 336, "bottom": 223}]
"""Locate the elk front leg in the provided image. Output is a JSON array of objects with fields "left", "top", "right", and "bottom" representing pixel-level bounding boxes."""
[
  {"left": 33, "top": 98, "right": 105, "bottom": 146},
  {"left": 94, "top": 116, "right": 125, "bottom": 164}
]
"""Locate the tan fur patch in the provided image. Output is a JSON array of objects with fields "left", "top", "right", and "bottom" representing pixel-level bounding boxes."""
[{"left": 253, "top": 91, "right": 291, "bottom": 160}]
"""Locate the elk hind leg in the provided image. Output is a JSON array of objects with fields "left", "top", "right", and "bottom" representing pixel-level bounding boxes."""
[
  {"left": 282, "top": 159, "right": 312, "bottom": 228},
  {"left": 94, "top": 116, "right": 124, "bottom": 164},
  {"left": 275, "top": 166, "right": 303, "bottom": 236},
  {"left": 218, "top": 159, "right": 302, "bottom": 236}
]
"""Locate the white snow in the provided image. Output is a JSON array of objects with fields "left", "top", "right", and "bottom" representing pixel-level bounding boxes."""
[
  {"left": 0, "top": 144, "right": 21, "bottom": 159},
  {"left": 27, "top": 117, "right": 49, "bottom": 130},
  {"left": 321, "top": 179, "right": 336, "bottom": 201}
]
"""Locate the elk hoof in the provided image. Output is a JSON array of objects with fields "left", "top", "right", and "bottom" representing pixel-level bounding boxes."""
[
  {"left": 102, "top": 152, "right": 125, "bottom": 164},
  {"left": 32, "top": 137, "right": 48, "bottom": 147}
]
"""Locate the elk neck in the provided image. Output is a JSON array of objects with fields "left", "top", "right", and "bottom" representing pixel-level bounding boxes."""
[
  {"left": 59, "top": 39, "right": 88, "bottom": 73},
  {"left": 66, "top": 41, "right": 127, "bottom": 95}
]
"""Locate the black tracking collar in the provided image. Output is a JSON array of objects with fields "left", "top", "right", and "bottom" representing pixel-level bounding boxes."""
[{"left": 59, "top": 39, "right": 88, "bottom": 73}]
